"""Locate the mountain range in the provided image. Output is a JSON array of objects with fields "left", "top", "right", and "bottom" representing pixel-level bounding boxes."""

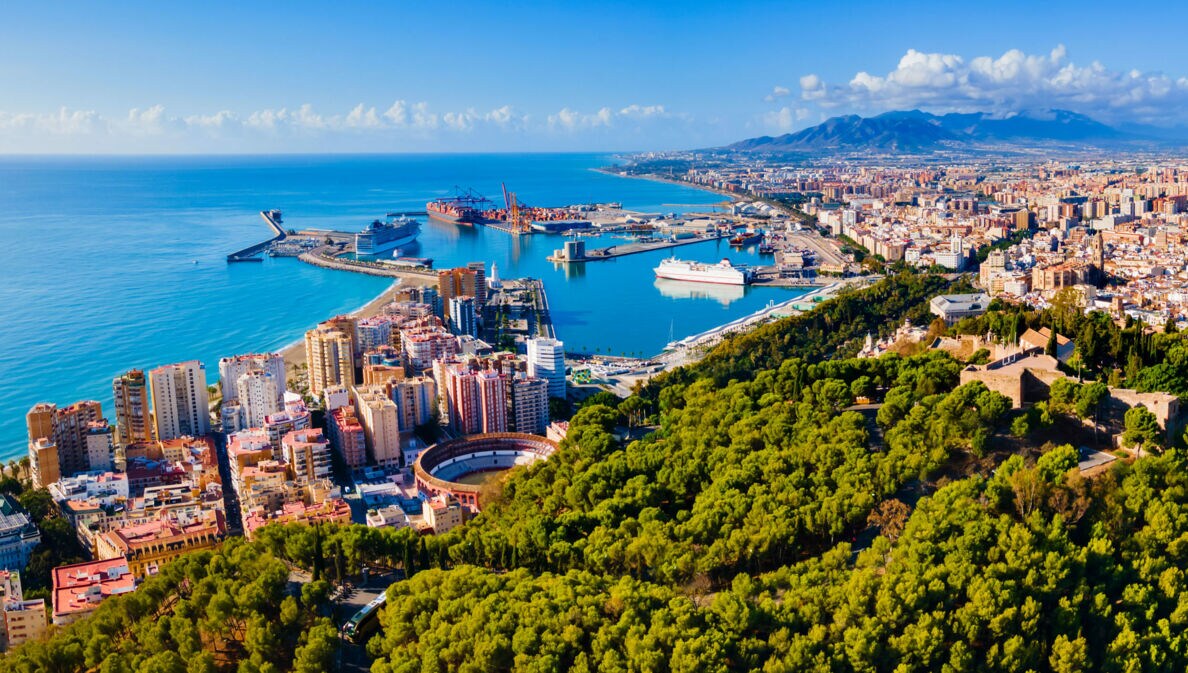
[{"left": 727, "top": 109, "right": 1179, "bottom": 155}]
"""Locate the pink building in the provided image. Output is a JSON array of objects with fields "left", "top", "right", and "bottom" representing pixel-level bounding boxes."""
[
  {"left": 401, "top": 327, "right": 460, "bottom": 373},
  {"left": 440, "top": 364, "right": 507, "bottom": 435},
  {"left": 328, "top": 405, "right": 367, "bottom": 469}
]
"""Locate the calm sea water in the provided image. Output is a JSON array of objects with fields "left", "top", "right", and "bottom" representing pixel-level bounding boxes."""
[{"left": 0, "top": 154, "right": 804, "bottom": 462}]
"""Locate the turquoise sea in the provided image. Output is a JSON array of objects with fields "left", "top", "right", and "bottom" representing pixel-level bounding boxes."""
[{"left": 0, "top": 154, "right": 805, "bottom": 462}]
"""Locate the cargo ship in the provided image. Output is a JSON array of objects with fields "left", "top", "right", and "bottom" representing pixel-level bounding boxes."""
[
  {"left": 729, "top": 231, "right": 762, "bottom": 247},
  {"left": 426, "top": 188, "right": 491, "bottom": 225},
  {"left": 653, "top": 258, "right": 753, "bottom": 286},
  {"left": 355, "top": 215, "right": 421, "bottom": 257}
]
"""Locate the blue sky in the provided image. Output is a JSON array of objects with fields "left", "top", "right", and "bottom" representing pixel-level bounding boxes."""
[{"left": 3, "top": 0, "right": 1188, "bottom": 153}]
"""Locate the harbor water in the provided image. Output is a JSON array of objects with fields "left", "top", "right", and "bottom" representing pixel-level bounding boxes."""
[{"left": 0, "top": 154, "right": 807, "bottom": 462}]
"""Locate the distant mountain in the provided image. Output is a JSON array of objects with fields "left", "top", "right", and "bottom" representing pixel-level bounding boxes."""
[{"left": 727, "top": 109, "right": 1155, "bottom": 155}]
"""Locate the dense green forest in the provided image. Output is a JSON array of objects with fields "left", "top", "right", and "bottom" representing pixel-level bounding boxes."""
[
  {"left": 2, "top": 539, "right": 339, "bottom": 673},
  {"left": 8, "top": 272, "right": 1188, "bottom": 672}
]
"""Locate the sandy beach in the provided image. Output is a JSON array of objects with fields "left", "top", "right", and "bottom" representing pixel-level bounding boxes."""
[{"left": 279, "top": 272, "right": 437, "bottom": 370}]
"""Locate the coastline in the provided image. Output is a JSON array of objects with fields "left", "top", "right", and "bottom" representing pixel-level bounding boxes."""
[
  {"left": 2, "top": 153, "right": 791, "bottom": 465},
  {"left": 278, "top": 272, "right": 437, "bottom": 371},
  {"left": 593, "top": 166, "right": 741, "bottom": 204}
]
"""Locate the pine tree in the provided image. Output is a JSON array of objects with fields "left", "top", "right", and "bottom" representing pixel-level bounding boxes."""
[{"left": 311, "top": 524, "right": 323, "bottom": 582}]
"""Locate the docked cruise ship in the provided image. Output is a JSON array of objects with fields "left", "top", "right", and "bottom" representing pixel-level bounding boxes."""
[
  {"left": 653, "top": 258, "right": 753, "bottom": 286},
  {"left": 355, "top": 216, "right": 421, "bottom": 257}
]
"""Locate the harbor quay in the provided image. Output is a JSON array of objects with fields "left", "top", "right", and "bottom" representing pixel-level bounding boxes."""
[{"left": 546, "top": 232, "right": 729, "bottom": 262}]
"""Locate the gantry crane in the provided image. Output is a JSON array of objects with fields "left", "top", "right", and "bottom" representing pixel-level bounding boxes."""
[{"left": 501, "top": 182, "right": 532, "bottom": 235}]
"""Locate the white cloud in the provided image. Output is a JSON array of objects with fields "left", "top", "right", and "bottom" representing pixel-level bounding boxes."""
[
  {"left": 548, "top": 104, "right": 674, "bottom": 132},
  {"left": 383, "top": 100, "right": 409, "bottom": 125},
  {"left": 443, "top": 109, "right": 477, "bottom": 132},
  {"left": 0, "top": 107, "right": 101, "bottom": 135},
  {"left": 0, "top": 100, "right": 695, "bottom": 151},
  {"left": 484, "top": 105, "right": 516, "bottom": 127},
  {"left": 410, "top": 102, "right": 438, "bottom": 130},
  {"left": 292, "top": 104, "right": 325, "bottom": 129},
  {"left": 764, "top": 86, "right": 792, "bottom": 102},
  {"left": 796, "top": 45, "right": 1188, "bottom": 124},
  {"left": 127, "top": 104, "right": 166, "bottom": 130},
  {"left": 345, "top": 104, "right": 382, "bottom": 129},
  {"left": 763, "top": 106, "right": 811, "bottom": 132},
  {"left": 245, "top": 107, "right": 287, "bottom": 130},
  {"left": 184, "top": 110, "right": 236, "bottom": 129},
  {"left": 548, "top": 107, "right": 609, "bottom": 131},
  {"left": 618, "top": 104, "right": 666, "bottom": 118}
]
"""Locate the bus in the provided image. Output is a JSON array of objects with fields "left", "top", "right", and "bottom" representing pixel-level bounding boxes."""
[{"left": 342, "top": 593, "right": 386, "bottom": 644}]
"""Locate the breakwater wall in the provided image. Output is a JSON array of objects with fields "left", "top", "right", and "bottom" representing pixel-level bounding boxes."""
[{"left": 228, "top": 211, "right": 287, "bottom": 262}]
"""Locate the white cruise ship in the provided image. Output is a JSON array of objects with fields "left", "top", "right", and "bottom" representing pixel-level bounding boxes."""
[
  {"left": 653, "top": 257, "right": 752, "bottom": 286},
  {"left": 355, "top": 216, "right": 421, "bottom": 257}
]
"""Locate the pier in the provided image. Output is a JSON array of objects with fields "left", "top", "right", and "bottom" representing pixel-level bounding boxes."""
[
  {"left": 299, "top": 248, "right": 437, "bottom": 280},
  {"left": 481, "top": 219, "right": 532, "bottom": 235},
  {"left": 548, "top": 233, "right": 728, "bottom": 262},
  {"left": 227, "top": 211, "right": 287, "bottom": 262}
]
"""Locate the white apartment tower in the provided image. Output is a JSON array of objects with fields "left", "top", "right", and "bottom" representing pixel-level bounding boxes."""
[
  {"left": 218, "top": 354, "right": 285, "bottom": 405},
  {"left": 235, "top": 370, "right": 282, "bottom": 429},
  {"left": 84, "top": 422, "right": 114, "bottom": 473},
  {"left": 148, "top": 361, "right": 211, "bottom": 440},
  {"left": 527, "top": 338, "right": 567, "bottom": 399}
]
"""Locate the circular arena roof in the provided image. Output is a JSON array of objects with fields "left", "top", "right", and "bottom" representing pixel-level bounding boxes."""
[{"left": 413, "top": 433, "right": 558, "bottom": 510}]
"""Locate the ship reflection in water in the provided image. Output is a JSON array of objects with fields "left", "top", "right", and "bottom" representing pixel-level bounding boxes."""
[{"left": 654, "top": 278, "right": 745, "bottom": 306}]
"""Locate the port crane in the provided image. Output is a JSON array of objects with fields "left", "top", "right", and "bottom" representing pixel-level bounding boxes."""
[{"left": 500, "top": 182, "right": 533, "bottom": 236}]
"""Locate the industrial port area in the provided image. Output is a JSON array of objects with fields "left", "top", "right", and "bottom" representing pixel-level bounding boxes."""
[{"left": 227, "top": 185, "right": 858, "bottom": 293}]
